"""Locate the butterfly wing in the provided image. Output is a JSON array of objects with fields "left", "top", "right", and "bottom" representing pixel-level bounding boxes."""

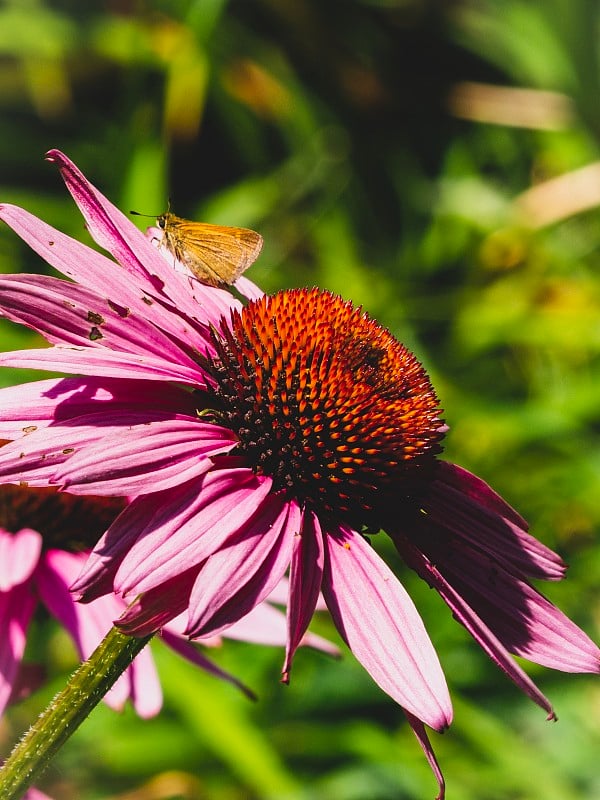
[{"left": 162, "top": 216, "right": 263, "bottom": 287}]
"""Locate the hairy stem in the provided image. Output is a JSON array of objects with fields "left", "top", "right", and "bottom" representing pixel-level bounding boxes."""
[{"left": 0, "top": 627, "right": 153, "bottom": 799}]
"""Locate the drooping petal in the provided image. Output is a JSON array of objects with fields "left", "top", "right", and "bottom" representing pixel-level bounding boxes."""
[
  {"left": 263, "top": 577, "right": 289, "bottom": 606},
  {"left": 189, "top": 588, "right": 338, "bottom": 658},
  {"left": 437, "top": 545, "right": 600, "bottom": 673},
  {"left": 393, "top": 488, "right": 600, "bottom": 678},
  {"left": 185, "top": 496, "right": 298, "bottom": 638},
  {"left": 192, "top": 588, "right": 339, "bottom": 656},
  {"left": 0, "top": 528, "right": 42, "bottom": 590},
  {"left": 118, "top": 646, "right": 163, "bottom": 719},
  {"left": 322, "top": 524, "right": 452, "bottom": 731},
  {"left": 436, "top": 462, "right": 528, "bottom": 529},
  {"left": 53, "top": 418, "right": 236, "bottom": 495},
  {"left": 4, "top": 662, "right": 46, "bottom": 706},
  {"left": 113, "top": 470, "right": 272, "bottom": 597},
  {"left": 262, "top": 577, "right": 329, "bottom": 612},
  {"left": 71, "top": 489, "right": 188, "bottom": 601},
  {"left": 297, "top": 627, "right": 341, "bottom": 657},
  {"left": 395, "top": 533, "right": 557, "bottom": 717},
  {"left": 426, "top": 465, "right": 566, "bottom": 581},
  {"left": 404, "top": 710, "right": 446, "bottom": 800},
  {"left": 38, "top": 549, "right": 115, "bottom": 657},
  {"left": 23, "top": 787, "right": 53, "bottom": 800},
  {"left": 283, "top": 509, "right": 324, "bottom": 682},
  {"left": 38, "top": 550, "right": 105, "bottom": 652},
  {"left": 216, "top": 600, "right": 291, "bottom": 647}
]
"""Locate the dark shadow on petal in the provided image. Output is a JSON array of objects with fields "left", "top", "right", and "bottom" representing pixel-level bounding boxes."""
[{"left": 385, "top": 460, "right": 600, "bottom": 691}]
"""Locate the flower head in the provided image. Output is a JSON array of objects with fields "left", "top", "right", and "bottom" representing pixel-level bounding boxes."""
[
  {"left": 203, "top": 288, "right": 445, "bottom": 529},
  {"left": 0, "top": 151, "right": 598, "bottom": 798}
]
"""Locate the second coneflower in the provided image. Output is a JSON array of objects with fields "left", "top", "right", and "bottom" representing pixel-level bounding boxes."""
[{"left": 0, "top": 152, "right": 598, "bottom": 798}]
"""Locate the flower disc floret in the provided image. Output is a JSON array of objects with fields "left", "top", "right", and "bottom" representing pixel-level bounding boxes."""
[{"left": 206, "top": 288, "right": 445, "bottom": 528}]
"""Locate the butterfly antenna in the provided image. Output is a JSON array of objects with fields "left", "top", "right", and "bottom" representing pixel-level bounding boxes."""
[{"left": 130, "top": 210, "right": 156, "bottom": 218}]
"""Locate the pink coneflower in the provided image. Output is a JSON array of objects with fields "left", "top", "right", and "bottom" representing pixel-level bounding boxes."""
[
  {"left": 0, "top": 484, "right": 162, "bottom": 718},
  {"left": 0, "top": 151, "right": 598, "bottom": 797},
  {"left": 0, "top": 483, "right": 329, "bottom": 719}
]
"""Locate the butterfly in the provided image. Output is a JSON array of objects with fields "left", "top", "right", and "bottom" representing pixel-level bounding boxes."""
[{"left": 132, "top": 209, "right": 263, "bottom": 288}]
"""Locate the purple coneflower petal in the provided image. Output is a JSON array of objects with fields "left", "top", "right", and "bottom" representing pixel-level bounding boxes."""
[
  {"left": 39, "top": 550, "right": 120, "bottom": 661},
  {"left": 204, "top": 601, "right": 290, "bottom": 647},
  {"left": 71, "top": 486, "right": 207, "bottom": 601},
  {"left": 428, "top": 465, "right": 566, "bottom": 581},
  {"left": 112, "top": 470, "right": 272, "bottom": 597},
  {"left": 0, "top": 274, "right": 206, "bottom": 370},
  {"left": 120, "top": 647, "right": 163, "bottom": 718},
  {"left": 0, "top": 410, "right": 193, "bottom": 488},
  {"left": 23, "top": 787, "right": 53, "bottom": 800},
  {"left": 234, "top": 274, "right": 264, "bottom": 301},
  {"left": 0, "top": 380, "right": 66, "bottom": 438},
  {"left": 46, "top": 150, "right": 240, "bottom": 326},
  {"left": 404, "top": 710, "right": 446, "bottom": 800},
  {"left": 0, "top": 425, "right": 84, "bottom": 485},
  {"left": 0, "top": 344, "right": 206, "bottom": 385},
  {"left": 439, "top": 547, "right": 600, "bottom": 672},
  {"left": 175, "top": 585, "right": 339, "bottom": 657},
  {"left": 437, "top": 462, "right": 528, "bottom": 529},
  {"left": 0, "top": 528, "right": 41, "bottom": 590},
  {"left": 117, "top": 567, "right": 199, "bottom": 635},
  {"left": 396, "top": 534, "right": 557, "bottom": 717},
  {"left": 0, "top": 202, "right": 148, "bottom": 299},
  {"left": 396, "top": 466, "right": 600, "bottom": 679},
  {"left": 296, "top": 627, "right": 340, "bottom": 656},
  {"left": 45, "top": 150, "right": 188, "bottom": 288},
  {"left": 0, "top": 581, "right": 36, "bottom": 715},
  {"left": 0, "top": 376, "right": 198, "bottom": 438},
  {"left": 322, "top": 525, "right": 453, "bottom": 731},
  {"left": 53, "top": 419, "right": 236, "bottom": 495},
  {"left": 70, "top": 496, "right": 189, "bottom": 602},
  {"left": 263, "top": 576, "right": 329, "bottom": 612},
  {"left": 0, "top": 203, "right": 223, "bottom": 346},
  {"left": 264, "top": 578, "right": 289, "bottom": 606},
  {"left": 186, "top": 496, "right": 298, "bottom": 638},
  {"left": 283, "top": 509, "right": 325, "bottom": 682},
  {"left": 194, "top": 592, "right": 339, "bottom": 658}
]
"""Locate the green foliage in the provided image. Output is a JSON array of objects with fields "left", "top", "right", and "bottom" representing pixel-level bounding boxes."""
[{"left": 1, "top": 1, "right": 599, "bottom": 798}]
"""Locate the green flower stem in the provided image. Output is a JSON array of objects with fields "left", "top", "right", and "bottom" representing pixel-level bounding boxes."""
[{"left": 0, "top": 626, "right": 153, "bottom": 800}]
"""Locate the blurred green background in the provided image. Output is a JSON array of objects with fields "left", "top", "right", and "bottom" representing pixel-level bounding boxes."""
[{"left": 1, "top": 0, "right": 599, "bottom": 798}]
